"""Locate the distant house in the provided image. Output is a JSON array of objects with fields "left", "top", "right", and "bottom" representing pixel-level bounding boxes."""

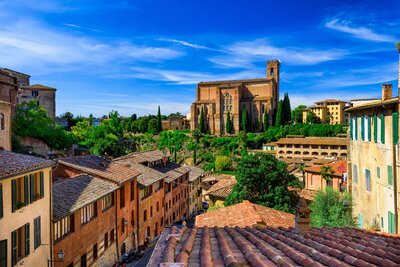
[
  {"left": 304, "top": 160, "right": 347, "bottom": 192},
  {"left": 161, "top": 115, "right": 190, "bottom": 131},
  {"left": 302, "top": 99, "right": 350, "bottom": 124},
  {"left": 205, "top": 177, "right": 236, "bottom": 208}
]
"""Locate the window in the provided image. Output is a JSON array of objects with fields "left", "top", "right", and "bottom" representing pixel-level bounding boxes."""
[
  {"left": 130, "top": 181, "right": 135, "bottom": 201},
  {"left": 377, "top": 114, "right": 385, "bottom": 143},
  {"left": 0, "top": 240, "right": 6, "bottom": 267},
  {"left": 120, "top": 185, "right": 125, "bottom": 208},
  {"left": 11, "top": 172, "right": 44, "bottom": 212},
  {"left": 0, "top": 113, "right": 4, "bottom": 130},
  {"left": 357, "top": 214, "right": 363, "bottom": 228},
  {"left": 377, "top": 167, "right": 380, "bottom": 179},
  {"left": 388, "top": 211, "right": 395, "bottom": 234},
  {"left": 110, "top": 229, "right": 115, "bottom": 243},
  {"left": 104, "top": 233, "right": 108, "bottom": 248},
  {"left": 362, "top": 116, "right": 371, "bottom": 141},
  {"left": 34, "top": 217, "right": 41, "bottom": 249},
  {"left": 81, "top": 202, "right": 97, "bottom": 224},
  {"left": 223, "top": 93, "right": 232, "bottom": 112},
  {"left": 144, "top": 210, "right": 147, "bottom": 222},
  {"left": 93, "top": 244, "right": 98, "bottom": 260},
  {"left": 102, "top": 193, "right": 114, "bottom": 210},
  {"left": 157, "top": 201, "right": 159, "bottom": 212},
  {"left": 31, "top": 91, "right": 39, "bottom": 97},
  {"left": 121, "top": 218, "right": 125, "bottom": 234},
  {"left": 140, "top": 186, "right": 152, "bottom": 200},
  {"left": 11, "top": 224, "right": 30, "bottom": 265},
  {"left": 54, "top": 215, "right": 73, "bottom": 241},
  {"left": 388, "top": 165, "right": 393, "bottom": 186},
  {"left": 353, "top": 165, "right": 358, "bottom": 184},
  {"left": 81, "top": 253, "right": 87, "bottom": 267},
  {"left": 365, "top": 169, "right": 371, "bottom": 192},
  {"left": 155, "top": 181, "right": 163, "bottom": 191},
  {"left": 131, "top": 210, "right": 135, "bottom": 226},
  {"left": 150, "top": 206, "right": 153, "bottom": 217}
]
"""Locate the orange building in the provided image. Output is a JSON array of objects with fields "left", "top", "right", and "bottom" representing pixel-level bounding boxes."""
[{"left": 304, "top": 160, "right": 347, "bottom": 192}]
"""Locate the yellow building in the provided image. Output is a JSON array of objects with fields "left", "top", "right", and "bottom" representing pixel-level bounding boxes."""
[
  {"left": 346, "top": 84, "right": 399, "bottom": 233},
  {"left": 303, "top": 99, "right": 350, "bottom": 124},
  {"left": 0, "top": 150, "right": 55, "bottom": 267},
  {"left": 186, "top": 166, "right": 204, "bottom": 217}
]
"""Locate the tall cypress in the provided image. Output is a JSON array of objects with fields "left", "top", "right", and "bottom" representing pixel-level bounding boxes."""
[
  {"left": 241, "top": 106, "right": 249, "bottom": 132},
  {"left": 275, "top": 100, "right": 283, "bottom": 127},
  {"left": 282, "top": 93, "right": 292, "bottom": 124},
  {"left": 263, "top": 110, "right": 269, "bottom": 131},
  {"left": 156, "top": 106, "right": 162, "bottom": 132},
  {"left": 226, "top": 111, "right": 233, "bottom": 134}
]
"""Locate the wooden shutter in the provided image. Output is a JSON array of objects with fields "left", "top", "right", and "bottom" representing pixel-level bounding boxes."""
[
  {"left": 388, "top": 165, "right": 393, "bottom": 186},
  {"left": 355, "top": 117, "right": 358, "bottom": 140},
  {"left": 34, "top": 217, "right": 41, "bottom": 249},
  {"left": 25, "top": 223, "right": 30, "bottom": 257},
  {"left": 30, "top": 174, "right": 35, "bottom": 203},
  {"left": 0, "top": 239, "right": 7, "bottom": 267},
  {"left": 388, "top": 211, "right": 395, "bottom": 233},
  {"left": 0, "top": 183, "right": 3, "bottom": 218},
  {"left": 11, "top": 230, "right": 17, "bottom": 266},
  {"left": 368, "top": 116, "right": 371, "bottom": 141},
  {"left": 393, "top": 112, "right": 399, "bottom": 144},
  {"left": 361, "top": 116, "right": 365, "bottom": 140},
  {"left": 374, "top": 115, "right": 378, "bottom": 143},
  {"left": 24, "top": 176, "right": 29, "bottom": 206},
  {"left": 40, "top": 171, "right": 44, "bottom": 198},
  {"left": 381, "top": 114, "right": 385, "bottom": 143},
  {"left": 11, "top": 179, "right": 17, "bottom": 212},
  {"left": 350, "top": 118, "right": 353, "bottom": 140}
]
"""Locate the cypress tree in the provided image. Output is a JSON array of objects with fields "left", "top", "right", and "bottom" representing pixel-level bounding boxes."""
[
  {"left": 241, "top": 106, "right": 249, "bottom": 132},
  {"left": 226, "top": 111, "right": 233, "bottom": 134},
  {"left": 156, "top": 105, "right": 162, "bottom": 132},
  {"left": 275, "top": 100, "right": 283, "bottom": 127},
  {"left": 263, "top": 110, "right": 269, "bottom": 131},
  {"left": 199, "top": 107, "right": 205, "bottom": 133},
  {"left": 282, "top": 93, "right": 292, "bottom": 124}
]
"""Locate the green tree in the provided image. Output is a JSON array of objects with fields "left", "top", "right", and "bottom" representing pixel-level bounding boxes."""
[
  {"left": 275, "top": 100, "right": 283, "bottom": 127},
  {"left": 157, "top": 105, "right": 162, "bottom": 133},
  {"left": 215, "top": 155, "right": 232, "bottom": 171},
  {"left": 71, "top": 121, "right": 93, "bottom": 146},
  {"left": 225, "top": 153, "right": 299, "bottom": 213},
  {"left": 306, "top": 111, "right": 320, "bottom": 124},
  {"left": 241, "top": 106, "right": 249, "bottom": 132},
  {"left": 147, "top": 118, "right": 158, "bottom": 134},
  {"left": 293, "top": 105, "right": 307, "bottom": 124},
  {"left": 191, "top": 128, "right": 203, "bottom": 164},
  {"left": 226, "top": 111, "right": 233, "bottom": 134},
  {"left": 310, "top": 187, "right": 356, "bottom": 228},
  {"left": 263, "top": 111, "right": 269, "bottom": 131},
  {"left": 198, "top": 107, "right": 206, "bottom": 133},
  {"left": 282, "top": 93, "right": 291, "bottom": 124}
]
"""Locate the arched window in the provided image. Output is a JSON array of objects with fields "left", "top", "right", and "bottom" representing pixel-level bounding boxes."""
[
  {"left": 223, "top": 93, "right": 232, "bottom": 112},
  {"left": 0, "top": 113, "right": 4, "bottom": 130},
  {"left": 270, "top": 68, "right": 274, "bottom": 77}
]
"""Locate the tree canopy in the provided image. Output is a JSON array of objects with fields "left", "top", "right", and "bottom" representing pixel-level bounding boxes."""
[
  {"left": 310, "top": 187, "right": 356, "bottom": 228},
  {"left": 225, "top": 153, "right": 299, "bottom": 213},
  {"left": 293, "top": 105, "right": 307, "bottom": 124},
  {"left": 275, "top": 100, "right": 283, "bottom": 127}
]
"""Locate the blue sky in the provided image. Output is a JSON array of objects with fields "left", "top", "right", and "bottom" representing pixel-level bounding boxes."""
[{"left": 0, "top": 0, "right": 399, "bottom": 117}]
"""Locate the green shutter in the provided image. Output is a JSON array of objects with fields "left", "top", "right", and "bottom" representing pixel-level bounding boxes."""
[
  {"left": 388, "top": 211, "right": 395, "bottom": 233},
  {"left": 34, "top": 217, "right": 41, "bottom": 249},
  {"left": 11, "top": 230, "right": 17, "bottom": 266},
  {"left": 361, "top": 116, "right": 365, "bottom": 140},
  {"left": 40, "top": 172, "right": 44, "bottom": 198},
  {"left": 393, "top": 112, "right": 399, "bottom": 144},
  {"left": 25, "top": 223, "right": 30, "bottom": 257},
  {"left": 350, "top": 118, "right": 353, "bottom": 140},
  {"left": 355, "top": 117, "right": 358, "bottom": 140},
  {"left": 374, "top": 115, "right": 378, "bottom": 143},
  {"left": 388, "top": 165, "right": 393, "bottom": 186},
  {"left": 368, "top": 116, "right": 371, "bottom": 141},
  {"left": 0, "top": 183, "right": 2, "bottom": 218},
  {"left": 24, "top": 176, "right": 29, "bottom": 206},
  {"left": 377, "top": 167, "right": 380, "bottom": 178},
  {"left": 381, "top": 114, "right": 385, "bottom": 143},
  {"left": 12, "top": 179, "right": 17, "bottom": 212},
  {"left": 30, "top": 174, "right": 35, "bottom": 203}
]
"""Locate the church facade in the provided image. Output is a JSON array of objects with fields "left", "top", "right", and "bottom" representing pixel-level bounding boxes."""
[{"left": 190, "top": 60, "right": 280, "bottom": 135}]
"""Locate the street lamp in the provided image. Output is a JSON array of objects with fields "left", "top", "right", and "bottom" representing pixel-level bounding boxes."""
[{"left": 48, "top": 250, "right": 65, "bottom": 266}]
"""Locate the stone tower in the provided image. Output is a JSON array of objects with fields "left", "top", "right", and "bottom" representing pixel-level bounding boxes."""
[{"left": 267, "top": 60, "right": 280, "bottom": 100}]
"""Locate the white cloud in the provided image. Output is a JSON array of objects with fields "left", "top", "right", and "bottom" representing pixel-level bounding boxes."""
[
  {"left": 63, "top": 23, "right": 103, "bottom": 33},
  {"left": 158, "top": 38, "right": 216, "bottom": 51},
  {"left": 325, "top": 18, "right": 395, "bottom": 42}
]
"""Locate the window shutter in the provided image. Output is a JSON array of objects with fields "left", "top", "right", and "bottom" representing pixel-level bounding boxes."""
[
  {"left": 11, "top": 180, "right": 16, "bottom": 212},
  {"left": 374, "top": 115, "right": 378, "bottom": 143},
  {"left": 350, "top": 118, "right": 353, "bottom": 140},
  {"left": 361, "top": 116, "right": 365, "bottom": 140},
  {"left": 355, "top": 117, "right": 358, "bottom": 140},
  {"left": 40, "top": 171, "right": 44, "bottom": 198},
  {"left": 0, "top": 183, "right": 3, "bottom": 218},
  {"left": 388, "top": 165, "right": 393, "bottom": 186},
  {"left": 11, "top": 230, "right": 17, "bottom": 266},
  {"left": 25, "top": 223, "right": 30, "bottom": 257},
  {"left": 368, "top": 116, "right": 371, "bottom": 141},
  {"left": 24, "top": 176, "right": 29, "bottom": 206},
  {"left": 30, "top": 174, "right": 35, "bottom": 203},
  {"left": 0, "top": 240, "right": 7, "bottom": 267},
  {"left": 34, "top": 217, "right": 41, "bottom": 249},
  {"left": 393, "top": 112, "right": 398, "bottom": 144},
  {"left": 381, "top": 114, "right": 385, "bottom": 143}
]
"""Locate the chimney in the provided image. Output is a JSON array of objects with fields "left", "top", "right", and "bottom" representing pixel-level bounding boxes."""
[
  {"left": 382, "top": 84, "right": 393, "bottom": 101},
  {"left": 295, "top": 198, "right": 311, "bottom": 234}
]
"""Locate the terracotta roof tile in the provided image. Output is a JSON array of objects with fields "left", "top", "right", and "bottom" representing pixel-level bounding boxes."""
[
  {"left": 198, "top": 78, "right": 272, "bottom": 86},
  {"left": 276, "top": 137, "right": 348, "bottom": 146},
  {"left": 150, "top": 226, "right": 400, "bottom": 266},
  {"left": 195, "top": 201, "right": 294, "bottom": 228},
  {"left": 152, "top": 162, "right": 190, "bottom": 183},
  {"left": 22, "top": 84, "right": 56, "bottom": 90},
  {"left": 0, "top": 150, "right": 55, "bottom": 179},
  {"left": 58, "top": 155, "right": 140, "bottom": 184},
  {"left": 52, "top": 175, "right": 117, "bottom": 221},
  {"left": 113, "top": 149, "right": 169, "bottom": 164},
  {"left": 185, "top": 166, "right": 204, "bottom": 182},
  {"left": 304, "top": 160, "right": 347, "bottom": 177},
  {"left": 206, "top": 177, "right": 236, "bottom": 197}
]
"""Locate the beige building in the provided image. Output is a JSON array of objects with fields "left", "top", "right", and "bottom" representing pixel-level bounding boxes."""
[
  {"left": 275, "top": 136, "right": 348, "bottom": 160},
  {"left": 302, "top": 99, "right": 350, "bottom": 124},
  {"left": 161, "top": 115, "right": 190, "bottom": 131},
  {"left": 347, "top": 83, "right": 399, "bottom": 233},
  {"left": 190, "top": 60, "right": 280, "bottom": 135},
  {"left": 186, "top": 166, "right": 204, "bottom": 217},
  {"left": 0, "top": 150, "right": 55, "bottom": 267}
]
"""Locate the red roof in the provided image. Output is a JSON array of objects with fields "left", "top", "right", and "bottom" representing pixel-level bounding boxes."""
[
  {"left": 304, "top": 160, "right": 347, "bottom": 177},
  {"left": 195, "top": 200, "right": 294, "bottom": 228}
]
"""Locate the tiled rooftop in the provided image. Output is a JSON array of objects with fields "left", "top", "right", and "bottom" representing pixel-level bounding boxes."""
[
  {"left": 276, "top": 137, "right": 348, "bottom": 146},
  {"left": 149, "top": 225, "right": 400, "bottom": 267},
  {"left": 52, "top": 175, "right": 118, "bottom": 221},
  {"left": 22, "top": 84, "right": 56, "bottom": 91},
  {"left": 120, "top": 161, "right": 167, "bottom": 187},
  {"left": 0, "top": 150, "right": 55, "bottom": 179},
  {"left": 58, "top": 155, "right": 140, "bottom": 184},
  {"left": 153, "top": 162, "right": 190, "bottom": 183},
  {"left": 114, "top": 149, "right": 169, "bottom": 164},
  {"left": 185, "top": 165, "right": 204, "bottom": 182},
  {"left": 304, "top": 160, "right": 347, "bottom": 177},
  {"left": 346, "top": 97, "right": 398, "bottom": 112},
  {"left": 196, "top": 201, "right": 294, "bottom": 228},
  {"left": 198, "top": 77, "right": 271, "bottom": 86},
  {"left": 206, "top": 177, "right": 236, "bottom": 198}
]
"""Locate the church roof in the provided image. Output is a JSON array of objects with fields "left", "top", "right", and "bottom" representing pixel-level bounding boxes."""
[{"left": 198, "top": 77, "right": 272, "bottom": 86}]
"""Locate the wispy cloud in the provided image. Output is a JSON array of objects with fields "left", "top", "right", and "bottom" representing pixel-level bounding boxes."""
[
  {"left": 325, "top": 18, "right": 395, "bottom": 42},
  {"left": 158, "top": 38, "right": 216, "bottom": 51},
  {"left": 63, "top": 23, "right": 103, "bottom": 33}
]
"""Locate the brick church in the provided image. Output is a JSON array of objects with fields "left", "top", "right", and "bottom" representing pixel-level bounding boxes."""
[{"left": 190, "top": 60, "right": 280, "bottom": 135}]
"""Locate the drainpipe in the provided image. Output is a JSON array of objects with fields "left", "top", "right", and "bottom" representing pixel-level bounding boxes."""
[
  {"left": 393, "top": 104, "right": 399, "bottom": 234},
  {"left": 136, "top": 182, "right": 140, "bottom": 249}
]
